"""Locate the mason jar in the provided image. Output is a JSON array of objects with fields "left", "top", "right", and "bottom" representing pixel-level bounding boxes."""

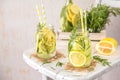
[
  {"left": 68, "top": 30, "right": 92, "bottom": 67},
  {"left": 36, "top": 24, "right": 56, "bottom": 59}
]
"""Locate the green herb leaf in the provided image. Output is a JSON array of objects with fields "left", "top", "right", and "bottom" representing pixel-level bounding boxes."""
[
  {"left": 37, "top": 22, "right": 44, "bottom": 31},
  {"left": 93, "top": 55, "right": 110, "bottom": 66},
  {"left": 56, "top": 61, "right": 64, "bottom": 67},
  {"left": 50, "top": 66, "right": 55, "bottom": 70},
  {"left": 42, "top": 61, "right": 51, "bottom": 65},
  {"left": 87, "top": 4, "right": 120, "bottom": 33}
]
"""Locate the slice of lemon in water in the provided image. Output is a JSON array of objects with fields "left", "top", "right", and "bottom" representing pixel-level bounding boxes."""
[{"left": 69, "top": 51, "right": 86, "bottom": 67}]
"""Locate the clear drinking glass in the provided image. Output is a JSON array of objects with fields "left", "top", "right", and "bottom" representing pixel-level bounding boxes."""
[
  {"left": 36, "top": 25, "right": 56, "bottom": 59},
  {"left": 68, "top": 30, "right": 92, "bottom": 67}
]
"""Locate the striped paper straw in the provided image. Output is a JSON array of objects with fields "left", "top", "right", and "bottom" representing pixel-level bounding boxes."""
[
  {"left": 80, "top": 9, "right": 84, "bottom": 33},
  {"left": 41, "top": 0, "right": 47, "bottom": 26},
  {"left": 84, "top": 10, "right": 87, "bottom": 32},
  {"left": 36, "top": 5, "right": 42, "bottom": 24}
]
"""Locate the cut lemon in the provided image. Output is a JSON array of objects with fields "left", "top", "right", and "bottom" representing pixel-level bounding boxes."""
[
  {"left": 69, "top": 51, "right": 86, "bottom": 67},
  {"left": 70, "top": 4, "right": 80, "bottom": 14},
  {"left": 72, "top": 14, "right": 79, "bottom": 26},
  {"left": 96, "top": 41, "right": 116, "bottom": 55},
  {"left": 67, "top": 3, "right": 80, "bottom": 25},
  {"left": 66, "top": 11, "right": 72, "bottom": 22},
  {"left": 102, "top": 37, "right": 118, "bottom": 48},
  {"left": 67, "top": 4, "right": 74, "bottom": 22}
]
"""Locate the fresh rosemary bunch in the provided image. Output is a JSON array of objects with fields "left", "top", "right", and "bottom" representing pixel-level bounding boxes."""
[
  {"left": 93, "top": 56, "right": 110, "bottom": 66},
  {"left": 87, "top": 4, "right": 120, "bottom": 33}
]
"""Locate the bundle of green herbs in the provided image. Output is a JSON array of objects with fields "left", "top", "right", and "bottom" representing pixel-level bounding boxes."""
[{"left": 87, "top": 4, "right": 120, "bottom": 33}]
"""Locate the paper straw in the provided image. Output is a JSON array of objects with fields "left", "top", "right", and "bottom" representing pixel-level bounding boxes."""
[
  {"left": 84, "top": 10, "right": 87, "bottom": 32},
  {"left": 80, "top": 9, "right": 84, "bottom": 33},
  {"left": 36, "top": 5, "right": 42, "bottom": 24},
  {"left": 41, "top": 0, "right": 47, "bottom": 26}
]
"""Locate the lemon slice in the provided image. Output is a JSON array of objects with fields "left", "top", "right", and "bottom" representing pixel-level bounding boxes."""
[
  {"left": 67, "top": 4, "right": 80, "bottom": 25},
  {"left": 72, "top": 14, "right": 79, "bottom": 26},
  {"left": 102, "top": 37, "right": 118, "bottom": 47},
  {"left": 67, "top": 4, "right": 74, "bottom": 21},
  {"left": 38, "top": 27, "right": 56, "bottom": 52},
  {"left": 66, "top": 12, "right": 72, "bottom": 22},
  {"left": 70, "top": 4, "right": 80, "bottom": 14},
  {"left": 96, "top": 41, "right": 116, "bottom": 55},
  {"left": 69, "top": 51, "right": 86, "bottom": 67}
]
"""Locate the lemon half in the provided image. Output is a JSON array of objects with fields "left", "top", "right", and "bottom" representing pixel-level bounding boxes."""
[
  {"left": 102, "top": 37, "right": 118, "bottom": 47},
  {"left": 96, "top": 38, "right": 118, "bottom": 55}
]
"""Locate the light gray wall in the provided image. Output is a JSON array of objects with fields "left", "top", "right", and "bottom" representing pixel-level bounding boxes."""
[{"left": 0, "top": 0, "right": 120, "bottom": 80}]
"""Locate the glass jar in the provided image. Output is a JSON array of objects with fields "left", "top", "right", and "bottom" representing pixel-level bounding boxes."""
[
  {"left": 36, "top": 24, "right": 56, "bottom": 59},
  {"left": 60, "top": 0, "right": 73, "bottom": 32},
  {"left": 68, "top": 30, "right": 92, "bottom": 67}
]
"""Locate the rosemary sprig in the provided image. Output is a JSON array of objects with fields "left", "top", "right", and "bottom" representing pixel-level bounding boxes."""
[
  {"left": 42, "top": 61, "right": 51, "bottom": 65},
  {"left": 50, "top": 66, "right": 55, "bottom": 70},
  {"left": 93, "top": 56, "right": 110, "bottom": 66},
  {"left": 56, "top": 61, "right": 64, "bottom": 67},
  {"left": 68, "top": 10, "right": 89, "bottom": 52},
  {"left": 68, "top": 27, "right": 77, "bottom": 52},
  {"left": 109, "top": 7, "right": 120, "bottom": 16}
]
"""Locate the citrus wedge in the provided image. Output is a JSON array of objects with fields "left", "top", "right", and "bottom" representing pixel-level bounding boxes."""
[
  {"left": 96, "top": 41, "right": 116, "bottom": 55},
  {"left": 72, "top": 14, "right": 79, "bottom": 26},
  {"left": 67, "top": 4, "right": 74, "bottom": 19},
  {"left": 102, "top": 37, "right": 118, "bottom": 47},
  {"left": 70, "top": 4, "right": 80, "bottom": 14},
  {"left": 69, "top": 51, "right": 86, "bottom": 67},
  {"left": 66, "top": 11, "right": 72, "bottom": 22}
]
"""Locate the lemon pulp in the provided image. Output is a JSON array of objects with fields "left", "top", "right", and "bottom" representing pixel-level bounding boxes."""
[
  {"left": 69, "top": 51, "right": 86, "bottom": 67},
  {"left": 96, "top": 38, "right": 118, "bottom": 55}
]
